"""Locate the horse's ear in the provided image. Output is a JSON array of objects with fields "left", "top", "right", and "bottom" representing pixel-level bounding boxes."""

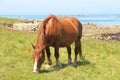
[{"left": 31, "top": 43, "right": 35, "bottom": 49}]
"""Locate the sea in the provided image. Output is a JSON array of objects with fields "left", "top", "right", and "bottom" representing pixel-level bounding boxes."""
[{"left": 0, "top": 14, "right": 120, "bottom": 26}]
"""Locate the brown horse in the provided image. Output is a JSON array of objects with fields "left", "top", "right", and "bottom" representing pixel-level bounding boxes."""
[{"left": 32, "top": 15, "right": 84, "bottom": 73}]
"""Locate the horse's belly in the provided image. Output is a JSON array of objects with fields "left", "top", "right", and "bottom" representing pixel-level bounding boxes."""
[
  {"left": 59, "top": 41, "right": 73, "bottom": 47},
  {"left": 48, "top": 39, "right": 74, "bottom": 47},
  {"left": 58, "top": 34, "right": 78, "bottom": 47},
  {"left": 47, "top": 35, "right": 77, "bottom": 47}
]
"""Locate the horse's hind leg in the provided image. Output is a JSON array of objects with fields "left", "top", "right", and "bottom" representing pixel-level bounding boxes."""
[
  {"left": 45, "top": 46, "right": 52, "bottom": 70},
  {"left": 66, "top": 46, "right": 72, "bottom": 64},
  {"left": 74, "top": 39, "right": 79, "bottom": 66}
]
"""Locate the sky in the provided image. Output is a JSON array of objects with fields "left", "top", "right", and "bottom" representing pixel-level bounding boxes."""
[{"left": 0, "top": 0, "right": 120, "bottom": 15}]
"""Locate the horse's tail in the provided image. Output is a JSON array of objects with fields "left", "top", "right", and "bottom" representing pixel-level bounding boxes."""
[
  {"left": 78, "top": 21, "right": 82, "bottom": 39},
  {"left": 78, "top": 20, "right": 84, "bottom": 60}
]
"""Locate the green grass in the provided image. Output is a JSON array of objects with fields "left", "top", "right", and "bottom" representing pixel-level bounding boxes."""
[
  {"left": 0, "top": 17, "right": 27, "bottom": 25},
  {"left": 0, "top": 26, "right": 120, "bottom": 80}
]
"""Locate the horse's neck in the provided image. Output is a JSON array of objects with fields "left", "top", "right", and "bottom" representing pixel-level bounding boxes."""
[{"left": 36, "top": 33, "right": 46, "bottom": 50}]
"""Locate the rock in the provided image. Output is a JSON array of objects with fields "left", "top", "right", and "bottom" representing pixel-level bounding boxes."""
[
  {"left": 12, "top": 22, "right": 40, "bottom": 32},
  {"left": 82, "top": 23, "right": 120, "bottom": 42},
  {"left": 107, "top": 36, "right": 112, "bottom": 40}
]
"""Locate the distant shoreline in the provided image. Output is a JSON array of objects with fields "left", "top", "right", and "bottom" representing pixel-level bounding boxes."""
[{"left": 1, "top": 14, "right": 120, "bottom": 26}]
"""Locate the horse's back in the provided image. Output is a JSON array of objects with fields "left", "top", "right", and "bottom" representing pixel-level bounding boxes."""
[
  {"left": 56, "top": 17, "right": 82, "bottom": 47},
  {"left": 61, "top": 17, "right": 82, "bottom": 37}
]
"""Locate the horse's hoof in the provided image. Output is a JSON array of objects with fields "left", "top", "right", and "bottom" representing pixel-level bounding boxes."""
[
  {"left": 33, "top": 70, "right": 39, "bottom": 73},
  {"left": 45, "top": 64, "right": 51, "bottom": 70},
  {"left": 68, "top": 59, "right": 72, "bottom": 65},
  {"left": 81, "top": 56, "right": 85, "bottom": 61},
  {"left": 55, "top": 64, "right": 62, "bottom": 70},
  {"left": 73, "top": 62, "right": 78, "bottom": 67}
]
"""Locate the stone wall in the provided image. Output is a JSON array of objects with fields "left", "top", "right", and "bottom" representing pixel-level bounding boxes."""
[
  {"left": 13, "top": 21, "right": 41, "bottom": 32},
  {"left": 82, "top": 24, "right": 120, "bottom": 42}
]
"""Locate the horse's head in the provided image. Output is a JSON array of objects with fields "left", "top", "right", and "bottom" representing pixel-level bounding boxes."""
[{"left": 32, "top": 44, "right": 45, "bottom": 73}]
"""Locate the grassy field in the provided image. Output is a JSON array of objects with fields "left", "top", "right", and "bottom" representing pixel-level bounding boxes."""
[
  {"left": 0, "top": 17, "right": 27, "bottom": 25},
  {"left": 0, "top": 19, "right": 120, "bottom": 80}
]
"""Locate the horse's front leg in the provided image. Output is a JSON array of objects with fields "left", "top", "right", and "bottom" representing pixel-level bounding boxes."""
[
  {"left": 54, "top": 46, "right": 62, "bottom": 69},
  {"left": 45, "top": 46, "right": 52, "bottom": 70}
]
